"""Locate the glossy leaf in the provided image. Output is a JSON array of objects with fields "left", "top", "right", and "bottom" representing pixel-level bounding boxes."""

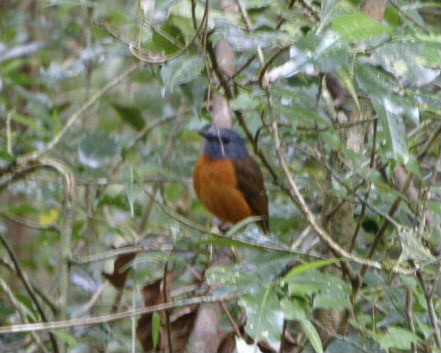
[
  {"left": 206, "top": 253, "right": 292, "bottom": 294},
  {"left": 397, "top": 226, "right": 435, "bottom": 264},
  {"left": 370, "top": 42, "right": 440, "bottom": 87},
  {"left": 376, "top": 326, "right": 420, "bottom": 351},
  {"left": 281, "top": 298, "right": 323, "bottom": 353},
  {"left": 240, "top": 287, "right": 283, "bottom": 343},
  {"left": 281, "top": 258, "right": 344, "bottom": 282},
  {"left": 161, "top": 54, "right": 205, "bottom": 92},
  {"left": 332, "top": 12, "right": 392, "bottom": 42},
  {"left": 286, "top": 269, "right": 351, "bottom": 310}
]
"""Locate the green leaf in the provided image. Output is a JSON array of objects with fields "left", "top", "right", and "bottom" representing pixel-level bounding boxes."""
[
  {"left": 149, "top": 22, "right": 185, "bottom": 55},
  {"left": 397, "top": 226, "right": 435, "bottom": 264},
  {"left": 222, "top": 26, "right": 291, "bottom": 51},
  {"left": 356, "top": 64, "right": 419, "bottom": 161},
  {"left": 380, "top": 98, "right": 409, "bottom": 162},
  {"left": 286, "top": 270, "right": 350, "bottom": 308},
  {"left": 313, "top": 290, "right": 351, "bottom": 310},
  {"left": 78, "top": 131, "right": 120, "bottom": 168},
  {"left": 281, "top": 297, "right": 308, "bottom": 321},
  {"left": 400, "top": 275, "right": 427, "bottom": 311},
  {"left": 281, "top": 298, "right": 323, "bottom": 353},
  {"left": 206, "top": 253, "right": 292, "bottom": 293},
  {"left": 230, "top": 91, "right": 264, "bottom": 111},
  {"left": 319, "top": 0, "right": 357, "bottom": 32},
  {"left": 300, "top": 318, "right": 323, "bottom": 353},
  {"left": 281, "top": 258, "right": 345, "bottom": 282},
  {"left": 112, "top": 104, "right": 146, "bottom": 130},
  {"left": 296, "top": 31, "right": 351, "bottom": 72},
  {"left": 370, "top": 42, "right": 440, "bottom": 87},
  {"left": 332, "top": 12, "right": 392, "bottom": 42},
  {"left": 240, "top": 287, "right": 283, "bottom": 343},
  {"left": 54, "top": 330, "right": 77, "bottom": 348},
  {"left": 161, "top": 54, "right": 205, "bottom": 92},
  {"left": 123, "top": 166, "right": 136, "bottom": 217},
  {"left": 335, "top": 68, "right": 360, "bottom": 111},
  {"left": 376, "top": 326, "right": 419, "bottom": 351},
  {"left": 0, "top": 150, "right": 15, "bottom": 163},
  {"left": 152, "top": 312, "right": 161, "bottom": 351}
]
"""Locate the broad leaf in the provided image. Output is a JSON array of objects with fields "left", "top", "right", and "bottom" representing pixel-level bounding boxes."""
[
  {"left": 370, "top": 42, "right": 440, "bottom": 87},
  {"left": 281, "top": 298, "right": 323, "bottom": 353},
  {"left": 161, "top": 54, "right": 205, "bottom": 92},
  {"left": 397, "top": 227, "right": 435, "bottom": 264},
  {"left": 332, "top": 12, "right": 392, "bottom": 42},
  {"left": 112, "top": 104, "right": 146, "bottom": 130},
  {"left": 78, "top": 131, "right": 120, "bottom": 168},
  {"left": 240, "top": 287, "right": 284, "bottom": 343},
  {"left": 376, "top": 326, "right": 420, "bottom": 351}
]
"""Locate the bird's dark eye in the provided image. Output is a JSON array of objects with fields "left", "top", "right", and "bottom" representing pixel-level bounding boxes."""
[{"left": 221, "top": 137, "right": 231, "bottom": 144}]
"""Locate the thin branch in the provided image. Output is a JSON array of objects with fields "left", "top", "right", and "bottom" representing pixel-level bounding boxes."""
[
  {"left": 406, "top": 289, "right": 417, "bottom": 353},
  {"left": 413, "top": 261, "right": 441, "bottom": 348},
  {"left": 350, "top": 118, "right": 378, "bottom": 252},
  {"left": 388, "top": 0, "right": 431, "bottom": 34},
  {"left": 127, "top": 0, "right": 210, "bottom": 64},
  {"left": 0, "top": 233, "right": 59, "bottom": 353},
  {"left": 0, "top": 292, "right": 245, "bottom": 334},
  {"left": 72, "top": 242, "right": 173, "bottom": 264},
  {"left": 359, "top": 124, "right": 441, "bottom": 278},
  {"left": 17, "top": 63, "right": 142, "bottom": 162},
  {"left": 0, "top": 277, "right": 50, "bottom": 353},
  {"left": 163, "top": 264, "right": 174, "bottom": 353},
  {"left": 263, "top": 83, "right": 414, "bottom": 276}
]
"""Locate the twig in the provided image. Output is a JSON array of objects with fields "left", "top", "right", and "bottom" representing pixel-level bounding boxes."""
[
  {"left": 0, "top": 233, "right": 59, "bottom": 353},
  {"left": 127, "top": 0, "right": 209, "bottom": 64},
  {"left": 406, "top": 289, "right": 417, "bottom": 353},
  {"left": 413, "top": 261, "right": 441, "bottom": 348},
  {"left": 263, "top": 84, "right": 413, "bottom": 276},
  {"left": 163, "top": 264, "right": 174, "bottom": 353},
  {"left": 0, "top": 211, "right": 59, "bottom": 232},
  {"left": 0, "top": 256, "right": 59, "bottom": 314},
  {"left": 17, "top": 63, "right": 142, "bottom": 161},
  {"left": 297, "top": 0, "right": 320, "bottom": 22},
  {"left": 38, "top": 157, "right": 76, "bottom": 327},
  {"left": 350, "top": 118, "right": 377, "bottom": 252},
  {"left": 220, "top": 301, "right": 242, "bottom": 338},
  {"left": 0, "top": 277, "right": 50, "bottom": 353},
  {"left": 388, "top": 0, "right": 431, "bottom": 34},
  {"left": 0, "top": 291, "right": 245, "bottom": 334},
  {"left": 359, "top": 124, "right": 441, "bottom": 278},
  {"left": 72, "top": 242, "right": 173, "bottom": 264},
  {"left": 6, "top": 109, "right": 14, "bottom": 155}
]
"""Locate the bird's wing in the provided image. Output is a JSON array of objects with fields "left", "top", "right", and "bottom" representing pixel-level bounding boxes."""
[{"left": 232, "top": 157, "right": 269, "bottom": 232}]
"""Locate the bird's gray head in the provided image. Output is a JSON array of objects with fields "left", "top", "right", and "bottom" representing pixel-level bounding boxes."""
[{"left": 200, "top": 127, "right": 249, "bottom": 160}]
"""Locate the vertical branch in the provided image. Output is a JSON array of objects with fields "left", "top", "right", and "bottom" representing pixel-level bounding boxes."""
[
  {"left": 38, "top": 158, "right": 76, "bottom": 340},
  {"left": 190, "top": 1, "right": 238, "bottom": 351},
  {"left": 0, "top": 232, "right": 60, "bottom": 353}
]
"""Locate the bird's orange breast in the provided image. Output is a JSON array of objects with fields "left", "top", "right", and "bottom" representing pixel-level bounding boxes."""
[{"left": 193, "top": 155, "right": 254, "bottom": 225}]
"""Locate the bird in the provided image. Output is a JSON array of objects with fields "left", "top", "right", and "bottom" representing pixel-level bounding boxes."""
[{"left": 193, "top": 127, "right": 269, "bottom": 232}]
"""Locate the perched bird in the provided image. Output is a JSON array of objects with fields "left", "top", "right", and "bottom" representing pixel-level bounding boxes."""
[{"left": 193, "top": 127, "right": 269, "bottom": 232}]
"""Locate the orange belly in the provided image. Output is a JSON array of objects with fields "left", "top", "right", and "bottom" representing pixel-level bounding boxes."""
[{"left": 194, "top": 155, "right": 254, "bottom": 224}]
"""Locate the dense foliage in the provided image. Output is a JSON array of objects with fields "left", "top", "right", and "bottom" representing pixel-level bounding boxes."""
[{"left": 1, "top": 0, "right": 440, "bottom": 352}]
